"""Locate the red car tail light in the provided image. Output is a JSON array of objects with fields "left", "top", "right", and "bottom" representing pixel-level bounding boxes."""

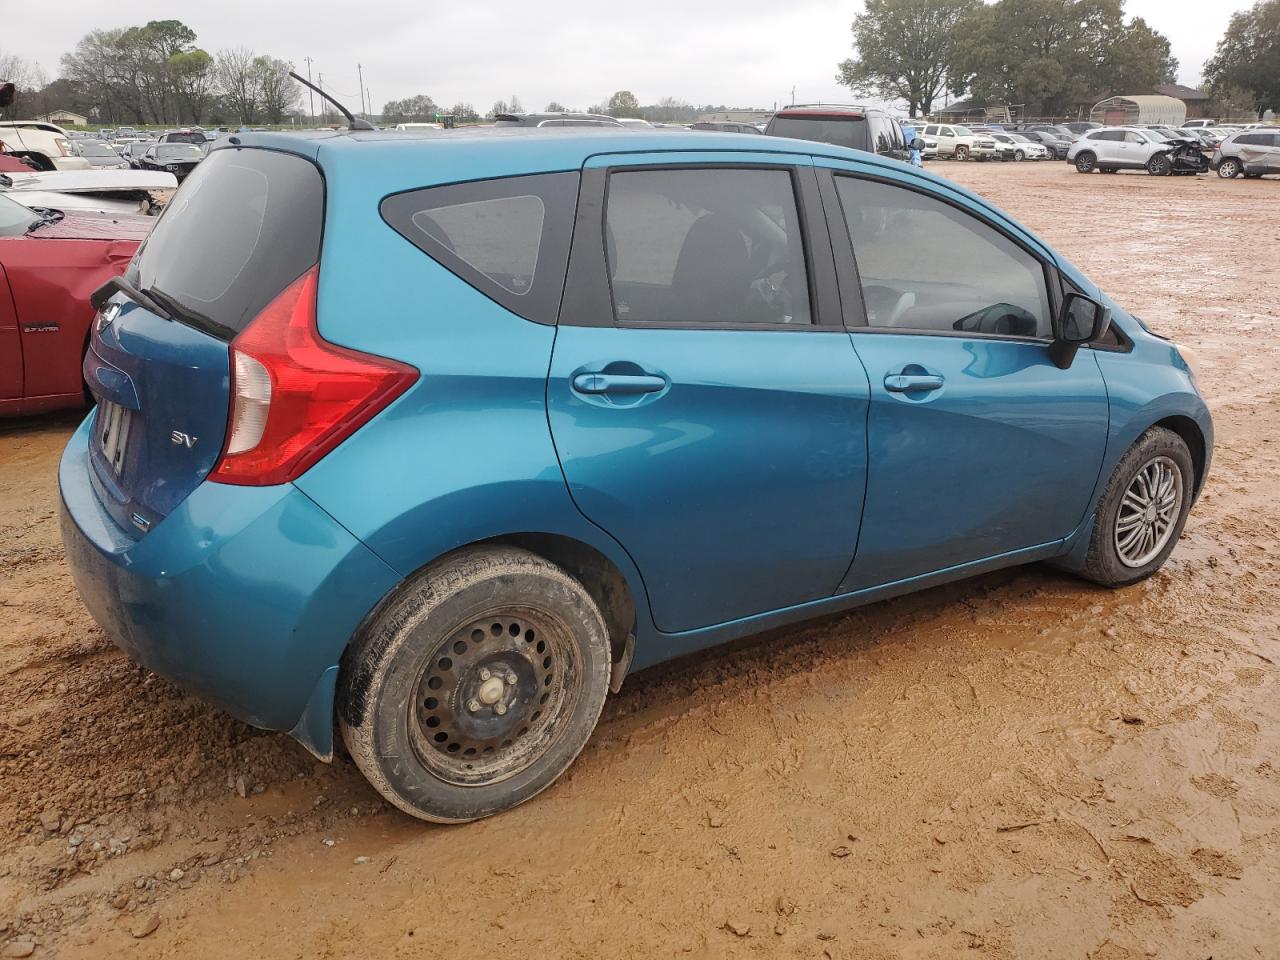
[{"left": 211, "top": 266, "right": 418, "bottom": 486}]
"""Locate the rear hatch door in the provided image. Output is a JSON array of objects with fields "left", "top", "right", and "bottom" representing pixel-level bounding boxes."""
[{"left": 84, "top": 146, "right": 324, "bottom": 536}]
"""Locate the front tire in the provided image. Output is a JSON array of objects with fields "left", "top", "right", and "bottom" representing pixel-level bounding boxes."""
[
  {"left": 1146, "top": 153, "right": 1172, "bottom": 176},
  {"left": 1074, "top": 151, "right": 1097, "bottom": 173},
  {"left": 338, "top": 546, "right": 612, "bottom": 823},
  {"left": 1014, "top": 149, "right": 1025, "bottom": 161},
  {"left": 1079, "top": 427, "right": 1194, "bottom": 587},
  {"left": 954, "top": 145, "right": 969, "bottom": 161}
]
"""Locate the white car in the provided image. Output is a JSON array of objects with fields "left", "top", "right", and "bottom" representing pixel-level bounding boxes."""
[
  {"left": 920, "top": 123, "right": 996, "bottom": 161},
  {"left": 1067, "top": 126, "right": 1203, "bottom": 175},
  {"left": 991, "top": 132, "right": 1049, "bottom": 161},
  {"left": 0, "top": 121, "right": 91, "bottom": 171},
  {"left": 0, "top": 168, "right": 177, "bottom": 216}
]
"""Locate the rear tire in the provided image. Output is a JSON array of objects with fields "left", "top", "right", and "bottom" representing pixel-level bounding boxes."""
[
  {"left": 338, "top": 546, "right": 612, "bottom": 823},
  {"left": 1217, "top": 158, "right": 1241, "bottom": 179},
  {"left": 1079, "top": 427, "right": 1194, "bottom": 588},
  {"left": 1074, "top": 151, "right": 1097, "bottom": 173}
]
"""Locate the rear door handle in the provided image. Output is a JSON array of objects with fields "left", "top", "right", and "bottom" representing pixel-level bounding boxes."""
[
  {"left": 884, "top": 373, "right": 944, "bottom": 393},
  {"left": 572, "top": 373, "right": 667, "bottom": 395}
]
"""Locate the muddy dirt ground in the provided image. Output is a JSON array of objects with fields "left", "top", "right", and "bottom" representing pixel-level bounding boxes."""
[{"left": 2, "top": 162, "right": 1278, "bottom": 959}]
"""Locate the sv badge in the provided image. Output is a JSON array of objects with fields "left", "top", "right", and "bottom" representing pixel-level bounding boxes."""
[{"left": 170, "top": 431, "right": 198, "bottom": 448}]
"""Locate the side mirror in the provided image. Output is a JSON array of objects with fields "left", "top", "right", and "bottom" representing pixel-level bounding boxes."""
[
  {"left": 1050, "top": 292, "right": 1111, "bottom": 369},
  {"left": 910, "top": 137, "right": 925, "bottom": 151}
]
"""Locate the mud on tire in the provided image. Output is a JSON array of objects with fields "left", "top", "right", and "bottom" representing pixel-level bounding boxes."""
[
  {"left": 1079, "top": 426, "right": 1195, "bottom": 588},
  {"left": 338, "top": 546, "right": 612, "bottom": 823}
]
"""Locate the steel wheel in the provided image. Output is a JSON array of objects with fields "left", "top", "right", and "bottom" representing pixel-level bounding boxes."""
[
  {"left": 409, "top": 608, "right": 581, "bottom": 787},
  {"left": 1113, "top": 456, "right": 1183, "bottom": 568}
]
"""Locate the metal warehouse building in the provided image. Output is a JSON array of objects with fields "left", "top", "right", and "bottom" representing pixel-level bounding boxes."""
[{"left": 1090, "top": 95, "right": 1187, "bottom": 127}]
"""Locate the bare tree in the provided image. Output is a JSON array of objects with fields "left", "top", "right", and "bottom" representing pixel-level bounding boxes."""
[{"left": 215, "top": 48, "right": 259, "bottom": 124}]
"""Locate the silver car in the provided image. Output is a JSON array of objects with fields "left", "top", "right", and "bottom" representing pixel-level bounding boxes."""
[
  {"left": 1213, "top": 129, "right": 1280, "bottom": 179},
  {"left": 992, "top": 133, "right": 1049, "bottom": 161}
]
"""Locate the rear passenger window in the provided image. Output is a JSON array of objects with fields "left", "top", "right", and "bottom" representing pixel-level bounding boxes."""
[
  {"left": 604, "top": 168, "right": 812, "bottom": 326},
  {"left": 381, "top": 172, "right": 579, "bottom": 325},
  {"left": 835, "top": 176, "right": 1051, "bottom": 338}
]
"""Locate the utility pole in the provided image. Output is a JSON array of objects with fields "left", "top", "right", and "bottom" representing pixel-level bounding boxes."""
[
  {"left": 303, "top": 56, "right": 315, "bottom": 124},
  {"left": 357, "top": 63, "right": 366, "bottom": 118},
  {"left": 318, "top": 73, "right": 326, "bottom": 125},
  {"left": 791, "top": 85, "right": 795, "bottom": 106},
  {"left": 366, "top": 87, "right": 373, "bottom": 123}
]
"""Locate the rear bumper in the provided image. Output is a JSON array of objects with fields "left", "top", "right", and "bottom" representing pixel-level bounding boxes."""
[{"left": 58, "top": 414, "right": 401, "bottom": 754}]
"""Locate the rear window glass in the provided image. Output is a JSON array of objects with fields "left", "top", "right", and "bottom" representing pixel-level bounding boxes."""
[
  {"left": 132, "top": 148, "right": 323, "bottom": 341},
  {"left": 767, "top": 115, "right": 868, "bottom": 150},
  {"left": 381, "top": 172, "right": 579, "bottom": 325}
]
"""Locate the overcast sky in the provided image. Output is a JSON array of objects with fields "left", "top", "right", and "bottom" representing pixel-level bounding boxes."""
[{"left": 8, "top": 0, "right": 1253, "bottom": 113}]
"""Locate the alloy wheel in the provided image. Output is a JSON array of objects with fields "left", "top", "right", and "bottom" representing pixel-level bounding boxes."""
[{"left": 1113, "top": 456, "right": 1183, "bottom": 568}]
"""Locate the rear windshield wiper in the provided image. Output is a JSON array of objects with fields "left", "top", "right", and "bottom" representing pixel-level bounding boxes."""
[{"left": 90, "top": 275, "right": 173, "bottom": 321}]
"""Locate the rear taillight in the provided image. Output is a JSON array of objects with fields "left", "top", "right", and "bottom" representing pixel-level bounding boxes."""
[
  {"left": 55, "top": 137, "right": 73, "bottom": 157},
  {"left": 210, "top": 266, "right": 418, "bottom": 486}
]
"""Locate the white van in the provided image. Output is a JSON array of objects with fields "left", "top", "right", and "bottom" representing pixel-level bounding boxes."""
[{"left": 0, "top": 121, "right": 91, "bottom": 171}]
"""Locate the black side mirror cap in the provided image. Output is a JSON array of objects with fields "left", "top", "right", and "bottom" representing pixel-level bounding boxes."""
[{"left": 1050, "top": 292, "right": 1111, "bottom": 369}]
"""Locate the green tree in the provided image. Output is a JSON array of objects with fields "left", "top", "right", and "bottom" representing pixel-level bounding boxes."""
[
  {"left": 952, "top": 0, "right": 1177, "bottom": 117},
  {"left": 381, "top": 94, "right": 439, "bottom": 124},
  {"left": 448, "top": 102, "right": 479, "bottom": 122},
  {"left": 169, "top": 49, "right": 214, "bottom": 123},
  {"left": 606, "top": 90, "right": 642, "bottom": 118},
  {"left": 545, "top": 101, "right": 569, "bottom": 112},
  {"left": 1204, "top": 0, "right": 1280, "bottom": 117},
  {"left": 836, "top": 0, "right": 982, "bottom": 118}
]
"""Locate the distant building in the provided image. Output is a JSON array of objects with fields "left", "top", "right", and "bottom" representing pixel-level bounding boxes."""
[
  {"left": 1089, "top": 95, "right": 1186, "bottom": 127},
  {"left": 37, "top": 110, "right": 88, "bottom": 127},
  {"left": 697, "top": 110, "right": 773, "bottom": 125},
  {"left": 1152, "top": 84, "right": 1215, "bottom": 120}
]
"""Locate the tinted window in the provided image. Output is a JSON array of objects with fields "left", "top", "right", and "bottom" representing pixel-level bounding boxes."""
[
  {"left": 835, "top": 176, "right": 1050, "bottom": 338},
  {"left": 924, "top": 125, "right": 938, "bottom": 135},
  {"left": 767, "top": 115, "right": 868, "bottom": 151},
  {"left": 605, "top": 168, "right": 811, "bottom": 326},
  {"left": 1235, "top": 133, "right": 1269, "bottom": 145},
  {"left": 1091, "top": 130, "right": 1124, "bottom": 141},
  {"left": 132, "top": 148, "right": 323, "bottom": 341},
  {"left": 382, "top": 172, "right": 579, "bottom": 325}
]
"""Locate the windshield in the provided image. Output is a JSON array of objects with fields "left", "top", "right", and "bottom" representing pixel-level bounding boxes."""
[
  {"left": 1009, "top": 134, "right": 1031, "bottom": 142},
  {"left": 78, "top": 142, "right": 117, "bottom": 157},
  {"left": 130, "top": 142, "right": 152, "bottom": 156},
  {"left": 953, "top": 126, "right": 973, "bottom": 135},
  {"left": 0, "top": 193, "right": 39, "bottom": 237},
  {"left": 1144, "top": 129, "right": 1169, "bottom": 141},
  {"left": 1046, "top": 125, "right": 1073, "bottom": 137},
  {"left": 154, "top": 145, "right": 202, "bottom": 161}
]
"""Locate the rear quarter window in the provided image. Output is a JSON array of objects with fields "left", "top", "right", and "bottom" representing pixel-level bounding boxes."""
[
  {"left": 381, "top": 172, "right": 579, "bottom": 325},
  {"left": 766, "top": 115, "right": 869, "bottom": 151}
]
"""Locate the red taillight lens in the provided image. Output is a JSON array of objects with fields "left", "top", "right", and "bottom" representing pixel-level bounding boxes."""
[{"left": 211, "top": 266, "right": 418, "bottom": 486}]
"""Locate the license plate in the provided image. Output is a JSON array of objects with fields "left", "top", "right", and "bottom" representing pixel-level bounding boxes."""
[{"left": 97, "top": 400, "right": 134, "bottom": 476}]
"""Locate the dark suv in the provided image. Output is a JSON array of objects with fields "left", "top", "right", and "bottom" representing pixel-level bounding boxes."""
[{"left": 765, "top": 105, "right": 914, "bottom": 162}]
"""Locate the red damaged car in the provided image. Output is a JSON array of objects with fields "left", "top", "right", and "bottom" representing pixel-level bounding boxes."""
[{"left": 0, "top": 191, "right": 150, "bottom": 415}]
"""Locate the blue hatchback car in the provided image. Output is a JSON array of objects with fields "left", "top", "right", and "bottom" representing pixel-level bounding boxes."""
[{"left": 61, "top": 129, "right": 1211, "bottom": 822}]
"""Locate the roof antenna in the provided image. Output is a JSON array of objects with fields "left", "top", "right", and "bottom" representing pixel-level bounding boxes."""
[{"left": 289, "top": 72, "right": 374, "bottom": 131}]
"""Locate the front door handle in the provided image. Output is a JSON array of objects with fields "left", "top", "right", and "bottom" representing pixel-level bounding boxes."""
[
  {"left": 884, "top": 373, "right": 944, "bottom": 393},
  {"left": 572, "top": 373, "right": 667, "bottom": 395}
]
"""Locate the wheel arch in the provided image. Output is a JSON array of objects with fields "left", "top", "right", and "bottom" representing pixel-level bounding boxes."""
[{"left": 1152, "top": 414, "right": 1208, "bottom": 496}]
